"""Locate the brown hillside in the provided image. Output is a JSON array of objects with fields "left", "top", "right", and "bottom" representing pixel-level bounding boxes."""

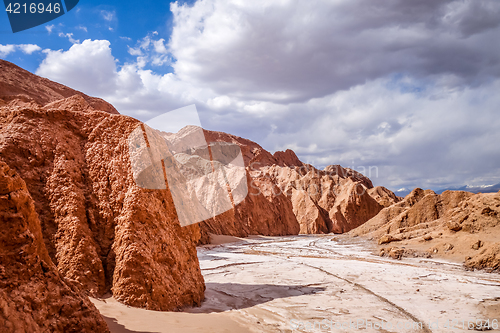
[
  {"left": 349, "top": 188, "right": 500, "bottom": 272},
  {"left": 199, "top": 129, "right": 399, "bottom": 240},
  {"left": 0, "top": 60, "right": 118, "bottom": 114}
]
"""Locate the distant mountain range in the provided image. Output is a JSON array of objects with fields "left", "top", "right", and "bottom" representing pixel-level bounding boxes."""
[
  {"left": 394, "top": 183, "right": 500, "bottom": 198},
  {"left": 435, "top": 183, "right": 500, "bottom": 194}
]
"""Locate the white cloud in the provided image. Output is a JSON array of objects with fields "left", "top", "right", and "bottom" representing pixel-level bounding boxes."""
[
  {"left": 36, "top": 40, "right": 118, "bottom": 96},
  {"left": 139, "top": 37, "right": 151, "bottom": 49},
  {"left": 58, "top": 32, "right": 80, "bottom": 44},
  {"left": 151, "top": 56, "right": 169, "bottom": 66},
  {"left": 153, "top": 39, "right": 168, "bottom": 54},
  {"left": 126, "top": 34, "right": 172, "bottom": 66},
  {"left": 35, "top": 39, "right": 206, "bottom": 117},
  {"left": 0, "top": 44, "right": 41, "bottom": 57},
  {"left": 101, "top": 10, "right": 115, "bottom": 21},
  {"left": 0, "top": 45, "right": 16, "bottom": 57},
  {"left": 76, "top": 25, "right": 88, "bottom": 32},
  {"left": 45, "top": 24, "right": 55, "bottom": 34},
  {"left": 18, "top": 44, "right": 42, "bottom": 54},
  {"left": 127, "top": 46, "right": 143, "bottom": 56},
  {"left": 207, "top": 96, "right": 231, "bottom": 109}
]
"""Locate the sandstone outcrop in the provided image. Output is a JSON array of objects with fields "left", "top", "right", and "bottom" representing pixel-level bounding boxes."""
[
  {"left": 0, "top": 59, "right": 118, "bottom": 114},
  {"left": 367, "top": 186, "right": 401, "bottom": 207},
  {"left": 192, "top": 130, "right": 302, "bottom": 242},
  {"left": 0, "top": 60, "right": 205, "bottom": 312},
  {"left": 199, "top": 129, "right": 398, "bottom": 240},
  {"left": 267, "top": 164, "right": 387, "bottom": 234},
  {"left": 0, "top": 161, "right": 110, "bottom": 332},
  {"left": 349, "top": 188, "right": 500, "bottom": 271},
  {"left": 0, "top": 107, "right": 205, "bottom": 310},
  {"left": 465, "top": 243, "right": 500, "bottom": 273}
]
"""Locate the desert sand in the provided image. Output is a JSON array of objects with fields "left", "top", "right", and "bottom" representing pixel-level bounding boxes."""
[{"left": 92, "top": 235, "right": 500, "bottom": 332}]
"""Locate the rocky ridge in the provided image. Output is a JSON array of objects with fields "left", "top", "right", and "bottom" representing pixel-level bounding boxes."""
[
  {"left": 349, "top": 188, "right": 500, "bottom": 272},
  {"left": 0, "top": 60, "right": 118, "bottom": 114},
  {"left": 199, "top": 129, "right": 400, "bottom": 241}
]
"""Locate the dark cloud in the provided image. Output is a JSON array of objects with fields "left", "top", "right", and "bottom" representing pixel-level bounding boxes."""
[{"left": 171, "top": 0, "right": 500, "bottom": 104}]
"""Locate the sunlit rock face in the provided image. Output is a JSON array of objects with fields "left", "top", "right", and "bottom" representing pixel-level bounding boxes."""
[
  {"left": 0, "top": 60, "right": 205, "bottom": 312},
  {"left": 198, "top": 129, "right": 399, "bottom": 242}
]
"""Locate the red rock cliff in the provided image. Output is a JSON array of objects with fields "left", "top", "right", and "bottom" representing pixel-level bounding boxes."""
[
  {"left": 199, "top": 129, "right": 399, "bottom": 241},
  {"left": 0, "top": 60, "right": 205, "bottom": 311},
  {"left": 0, "top": 161, "right": 110, "bottom": 332}
]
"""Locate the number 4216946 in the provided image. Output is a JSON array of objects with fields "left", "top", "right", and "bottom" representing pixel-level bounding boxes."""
[{"left": 5, "top": 2, "right": 61, "bottom": 14}]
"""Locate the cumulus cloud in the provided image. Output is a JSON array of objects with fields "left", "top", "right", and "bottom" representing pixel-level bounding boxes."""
[
  {"left": 0, "top": 45, "right": 16, "bottom": 57},
  {"left": 36, "top": 40, "right": 118, "bottom": 96},
  {"left": 35, "top": 39, "right": 205, "bottom": 119},
  {"left": 18, "top": 44, "right": 42, "bottom": 54},
  {"left": 0, "top": 44, "right": 41, "bottom": 57},
  {"left": 35, "top": 0, "right": 500, "bottom": 191}
]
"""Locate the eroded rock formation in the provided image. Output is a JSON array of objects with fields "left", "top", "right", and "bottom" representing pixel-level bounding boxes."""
[
  {"left": 0, "top": 106, "right": 205, "bottom": 311},
  {"left": 0, "top": 161, "right": 110, "bottom": 332},
  {"left": 349, "top": 188, "right": 500, "bottom": 271},
  {"left": 199, "top": 129, "right": 399, "bottom": 240},
  {"left": 0, "top": 59, "right": 205, "bottom": 313}
]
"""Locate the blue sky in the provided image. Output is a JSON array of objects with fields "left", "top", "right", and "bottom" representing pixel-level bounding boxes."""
[
  {"left": 1, "top": 0, "right": 189, "bottom": 73},
  {"left": 1, "top": 0, "right": 500, "bottom": 193}
]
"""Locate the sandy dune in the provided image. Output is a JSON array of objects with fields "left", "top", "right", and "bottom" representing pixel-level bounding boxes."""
[{"left": 92, "top": 235, "right": 500, "bottom": 332}]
